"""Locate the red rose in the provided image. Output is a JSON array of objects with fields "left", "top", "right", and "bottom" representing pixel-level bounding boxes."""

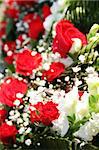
[
  {"left": 0, "top": 123, "right": 17, "bottom": 144},
  {"left": 31, "top": 101, "right": 59, "bottom": 126},
  {"left": 28, "top": 14, "right": 44, "bottom": 40},
  {"left": 0, "top": 109, "right": 7, "bottom": 124},
  {"left": 23, "top": 13, "right": 34, "bottom": 24},
  {"left": 15, "top": 49, "right": 42, "bottom": 76},
  {"left": 42, "top": 4, "right": 51, "bottom": 19},
  {"left": 2, "top": 41, "right": 16, "bottom": 53},
  {"left": 52, "top": 20, "right": 87, "bottom": 57},
  {"left": 5, "top": 7, "right": 19, "bottom": 19},
  {"left": 0, "top": 77, "right": 27, "bottom": 107},
  {"left": 42, "top": 62, "right": 65, "bottom": 82}
]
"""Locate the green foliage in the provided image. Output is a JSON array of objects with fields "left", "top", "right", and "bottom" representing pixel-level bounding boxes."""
[
  {"left": 89, "top": 95, "right": 99, "bottom": 113},
  {"left": 7, "top": 64, "right": 15, "bottom": 73},
  {"left": 6, "top": 19, "right": 14, "bottom": 37},
  {"left": 65, "top": 0, "right": 99, "bottom": 33},
  {"left": 6, "top": 18, "right": 17, "bottom": 41},
  {"left": 0, "top": 142, "right": 4, "bottom": 150}
]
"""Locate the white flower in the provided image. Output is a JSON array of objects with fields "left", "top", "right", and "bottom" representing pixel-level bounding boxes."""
[
  {"left": 72, "top": 67, "right": 81, "bottom": 73},
  {"left": 89, "top": 24, "right": 99, "bottom": 34},
  {"left": 74, "top": 113, "right": 99, "bottom": 141},
  {"left": 16, "top": 93, "right": 23, "bottom": 99},
  {"left": 43, "top": 15, "right": 55, "bottom": 32},
  {"left": 18, "top": 127, "right": 25, "bottom": 134},
  {"left": 64, "top": 87, "right": 79, "bottom": 115},
  {"left": 6, "top": 121, "right": 13, "bottom": 126},
  {"left": 69, "top": 38, "right": 82, "bottom": 54},
  {"left": 79, "top": 55, "right": 85, "bottom": 63},
  {"left": 27, "top": 89, "right": 43, "bottom": 105},
  {"left": 59, "top": 56, "right": 73, "bottom": 67},
  {"left": 25, "top": 127, "right": 32, "bottom": 134},
  {"left": 0, "top": 73, "right": 4, "bottom": 79},
  {"left": 52, "top": 113, "right": 69, "bottom": 137},
  {"left": 86, "top": 76, "right": 99, "bottom": 95},
  {"left": 13, "top": 99, "right": 20, "bottom": 106},
  {"left": 17, "top": 118, "right": 23, "bottom": 124},
  {"left": 76, "top": 92, "right": 89, "bottom": 120},
  {"left": 25, "top": 139, "right": 32, "bottom": 146}
]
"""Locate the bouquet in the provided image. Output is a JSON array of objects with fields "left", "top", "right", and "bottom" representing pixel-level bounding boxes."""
[{"left": 0, "top": 0, "right": 99, "bottom": 149}]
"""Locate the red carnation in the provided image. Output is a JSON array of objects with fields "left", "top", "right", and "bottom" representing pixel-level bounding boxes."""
[
  {"left": 30, "top": 101, "right": 59, "bottom": 126},
  {"left": 30, "top": 102, "right": 43, "bottom": 123},
  {"left": 15, "top": 49, "right": 42, "bottom": 76},
  {"left": 42, "top": 62, "right": 65, "bottom": 82},
  {"left": 52, "top": 20, "right": 87, "bottom": 57},
  {"left": 0, "top": 123, "right": 17, "bottom": 144},
  {"left": 28, "top": 15, "right": 44, "bottom": 40},
  {"left": 0, "top": 77, "right": 27, "bottom": 107},
  {"left": 42, "top": 4, "right": 51, "bottom": 19},
  {"left": 0, "top": 109, "right": 7, "bottom": 124}
]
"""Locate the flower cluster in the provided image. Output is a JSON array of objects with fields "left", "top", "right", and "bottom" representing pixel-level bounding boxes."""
[{"left": 0, "top": 0, "right": 99, "bottom": 149}]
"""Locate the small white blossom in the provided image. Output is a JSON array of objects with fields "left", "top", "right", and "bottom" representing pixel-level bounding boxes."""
[
  {"left": 6, "top": 121, "right": 13, "bottom": 126},
  {"left": 70, "top": 38, "right": 82, "bottom": 54},
  {"left": 16, "top": 93, "right": 23, "bottom": 99},
  {"left": 79, "top": 55, "right": 85, "bottom": 63},
  {"left": 72, "top": 67, "right": 81, "bottom": 73},
  {"left": 25, "top": 127, "right": 32, "bottom": 134},
  {"left": 14, "top": 99, "right": 20, "bottom": 106},
  {"left": 18, "top": 127, "right": 25, "bottom": 134},
  {"left": 25, "top": 139, "right": 32, "bottom": 146}
]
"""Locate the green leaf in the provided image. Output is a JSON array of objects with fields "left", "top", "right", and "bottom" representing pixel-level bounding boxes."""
[
  {"left": 6, "top": 19, "right": 14, "bottom": 36},
  {"left": 67, "top": 114, "right": 76, "bottom": 124},
  {"left": 7, "top": 64, "right": 15, "bottom": 73},
  {"left": 0, "top": 142, "right": 4, "bottom": 150},
  {"left": 89, "top": 95, "right": 99, "bottom": 113}
]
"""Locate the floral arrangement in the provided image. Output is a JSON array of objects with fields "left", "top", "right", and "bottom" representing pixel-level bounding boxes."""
[{"left": 0, "top": 0, "right": 99, "bottom": 150}]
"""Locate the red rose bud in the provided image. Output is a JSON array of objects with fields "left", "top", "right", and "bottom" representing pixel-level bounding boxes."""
[
  {"left": 0, "top": 109, "right": 7, "bottom": 124},
  {"left": 30, "top": 101, "right": 59, "bottom": 126},
  {"left": 0, "top": 123, "right": 17, "bottom": 144},
  {"left": 0, "top": 21, "right": 7, "bottom": 37},
  {"left": 0, "top": 77, "right": 27, "bottom": 107},
  {"left": 5, "top": 7, "right": 19, "bottom": 19},
  {"left": 28, "top": 14, "right": 44, "bottom": 40},
  {"left": 42, "top": 62, "right": 65, "bottom": 82},
  {"left": 78, "top": 90, "right": 84, "bottom": 100},
  {"left": 23, "top": 13, "right": 35, "bottom": 24},
  {"left": 42, "top": 4, "right": 51, "bottom": 19},
  {"left": 15, "top": 49, "right": 42, "bottom": 76},
  {"left": 52, "top": 20, "right": 87, "bottom": 57}
]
